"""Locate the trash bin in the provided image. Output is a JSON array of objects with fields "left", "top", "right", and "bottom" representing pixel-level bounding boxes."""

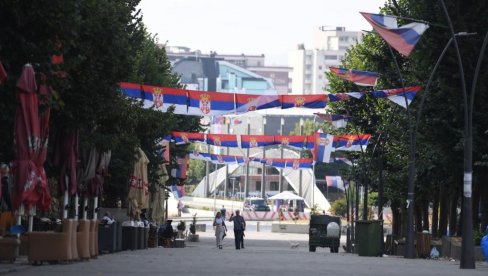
[
  {"left": 122, "top": 222, "right": 138, "bottom": 251},
  {"left": 416, "top": 231, "right": 431, "bottom": 258},
  {"left": 98, "top": 223, "right": 117, "bottom": 253},
  {"left": 356, "top": 220, "right": 383, "bottom": 257},
  {"left": 115, "top": 222, "right": 122, "bottom": 252}
]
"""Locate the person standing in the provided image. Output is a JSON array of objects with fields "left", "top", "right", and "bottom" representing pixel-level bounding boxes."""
[
  {"left": 229, "top": 210, "right": 246, "bottom": 250},
  {"left": 177, "top": 200, "right": 183, "bottom": 217},
  {"left": 213, "top": 211, "right": 227, "bottom": 249}
]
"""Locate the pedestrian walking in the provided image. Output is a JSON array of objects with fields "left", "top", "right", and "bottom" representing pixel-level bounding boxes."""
[
  {"left": 177, "top": 200, "right": 183, "bottom": 217},
  {"left": 213, "top": 211, "right": 227, "bottom": 249},
  {"left": 220, "top": 205, "right": 226, "bottom": 219},
  {"left": 229, "top": 210, "right": 246, "bottom": 250}
]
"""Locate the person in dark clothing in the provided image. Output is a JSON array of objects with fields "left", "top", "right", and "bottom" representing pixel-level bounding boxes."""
[
  {"left": 229, "top": 210, "right": 246, "bottom": 250},
  {"left": 159, "top": 219, "right": 174, "bottom": 247}
]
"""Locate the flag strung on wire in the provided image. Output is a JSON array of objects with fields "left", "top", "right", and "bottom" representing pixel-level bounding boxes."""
[
  {"left": 371, "top": 86, "right": 421, "bottom": 108},
  {"left": 210, "top": 154, "right": 237, "bottom": 165},
  {"left": 313, "top": 132, "right": 334, "bottom": 163},
  {"left": 235, "top": 94, "right": 281, "bottom": 113},
  {"left": 240, "top": 135, "right": 275, "bottom": 148},
  {"left": 281, "top": 94, "right": 327, "bottom": 109},
  {"left": 175, "top": 155, "right": 189, "bottom": 179},
  {"left": 333, "top": 157, "right": 353, "bottom": 166},
  {"left": 142, "top": 84, "right": 188, "bottom": 114},
  {"left": 284, "top": 158, "right": 313, "bottom": 170},
  {"left": 187, "top": 90, "right": 235, "bottom": 116},
  {"left": 236, "top": 156, "right": 260, "bottom": 165},
  {"left": 329, "top": 67, "right": 379, "bottom": 86},
  {"left": 360, "top": 12, "right": 429, "bottom": 57},
  {"left": 171, "top": 131, "right": 205, "bottom": 144},
  {"left": 314, "top": 113, "right": 349, "bottom": 128},
  {"left": 206, "top": 134, "right": 238, "bottom": 147},
  {"left": 188, "top": 151, "right": 211, "bottom": 161},
  {"left": 333, "top": 134, "right": 371, "bottom": 152},
  {"left": 274, "top": 135, "right": 306, "bottom": 150},
  {"left": 326, "top": 176, "right": 345, "bottom": 190},
  {"left": 260, "top": 158, "right": 287, "bottom": 169}
]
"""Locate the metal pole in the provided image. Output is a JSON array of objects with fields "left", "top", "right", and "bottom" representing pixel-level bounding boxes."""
[
  {"left": 279, "top": 117, "right": 285, "bottom": 193},
  {"left": 245, "top": 120, "right": 250, "bottom": 198},
  {"left": 345, "top": 180, "right": 352, "bottom": 253},
  {"left": 261, "top": 117, "right": 267, "bottom": 199},
  {"left": 225, "top": 124, "right": 230, "bottom": 199},
  {"left": 205, "top": 143, "right": 210, "bottom": 198},
  {"left": 438, "top": 0, "right": 476, "bottom": 268},
  {"left": 299, "top": 118, "right": 304, "bottom": 197}
]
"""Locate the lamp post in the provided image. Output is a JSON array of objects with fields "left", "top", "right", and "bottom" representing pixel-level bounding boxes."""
[
  {"left": 261, "top": 117, "right": 267, "bottom": 199},
  {"left": 279, "top": 117, "right": 285, "bottom": 193},
  {"left": 299, "top": 118, "right": 304, "bottom": 197}
]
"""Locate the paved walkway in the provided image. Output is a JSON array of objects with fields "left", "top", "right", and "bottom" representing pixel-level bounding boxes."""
[{"left": 2, "top": 230, "right": 487, "bottom": 275}]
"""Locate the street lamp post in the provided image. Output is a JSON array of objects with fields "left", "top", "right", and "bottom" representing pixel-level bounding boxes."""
[{"left": 279, "top": 117, "right": 285, "bottom": 193}]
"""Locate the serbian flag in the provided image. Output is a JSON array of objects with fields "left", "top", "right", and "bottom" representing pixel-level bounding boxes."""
[
  {"left": 142, "top": 85, "right": 188, "bottom": 114},
  {"left": 333, "top": 134, "right": 371, "bottom": 152},
  {"left": 236, "top": 156, "right": 258, "bottom": 165},
  {"left": 281, "top": 94, "right": 327, "bottom": 109},
  {"left": 171, "top": 183, "right": 185, "bottom": 199},
  {"left": 371, "top": 86, "right": 421, "bottom": 108},
  {"left": 304, "top": 136, "right": 316, "bottom": 149},
  {"left": 175, "top": 155, "right": 189, "bottom": 179},
  {"left": 285, "top": 158, "right": 313, "bottom": 170},
  {"left": 361, "top": 12, "right": 429, "bottom": 57},
  {"left": 172, "top": 131, "right": 205, "bottom": 144},
  {"left": 188, "top": 151, "right": 211, "bottom": 161},
  {"left": 269, "top": 158, "right": 287, "bottom": 169},
  {"left": 188, "top": 90, "right": 234, "bottom": 116},
  {"left": 330, "top": 67, "right": 379, "bottom": 86},
  {"left": 334, "top": 157, "right": 353, "bottom": 166},
  {"left": 207, "top": 134, "right": 238, "bottom": 147},
  {"left": 162, "top": 140, "right": 170, "bottom": 163},
  {"left": 327, "top": 93, "right": 356, "bottom": 103},
  {"left": 235, "top": 94, "right": 281, "bottom": 113},
  {"left": 0, "top": 61, "right": 7, "bottom": 84},
  {"left": 120, "top": 82, "right": 143, "bottom": 101},
  {"left": 241, "top": 135, "right": 275, "bottom": 148},
  {"left": 326, "top": 176, "right": 345, "bottom": 190},
  {"left": 210, "top": 154, "right": 237, "bottom": 164},
  {"left": 313, "top": 132, "right": 334, "bottom": 163},
  {"left": 314, "top": 113, "right": 349, "bottom": 128},
  {"left": 274, "top": 135, "right": 306, "bottom": 149}
]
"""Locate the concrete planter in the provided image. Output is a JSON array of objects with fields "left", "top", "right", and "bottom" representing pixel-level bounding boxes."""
[
  {"left": 188, "top": 234, "right": 199, "bottom": 242},
  {"left": 440, "top": 236, "right": 485, "bottom": 261},
  {"left": 271, "top": 223, "right": 308, "bottom": 234}
]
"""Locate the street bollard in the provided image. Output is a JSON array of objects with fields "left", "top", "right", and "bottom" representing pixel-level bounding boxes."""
[{"left": 257, "top": 221, "right": 260, "bottom": 232}]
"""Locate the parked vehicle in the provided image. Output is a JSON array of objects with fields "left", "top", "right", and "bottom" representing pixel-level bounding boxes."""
[
  {"left": 309, "top": 214, "right": 341, "bottom": 253},
  {"left": 243, "top": 197, "right": 270, "bottom": 212}
]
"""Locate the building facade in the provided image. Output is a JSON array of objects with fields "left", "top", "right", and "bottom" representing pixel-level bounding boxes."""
[{"left": 289, "top": 26, "right": 363, "bottom": 94}]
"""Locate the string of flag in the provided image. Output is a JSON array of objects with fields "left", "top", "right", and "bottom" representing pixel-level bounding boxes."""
[{"left": 119, "top": 82, "right": 421, "bottom": 116}]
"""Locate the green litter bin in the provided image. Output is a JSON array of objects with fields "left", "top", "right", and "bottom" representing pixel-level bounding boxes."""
[{"left": 356, "top": 220, "right": 383, "bottom": 257}]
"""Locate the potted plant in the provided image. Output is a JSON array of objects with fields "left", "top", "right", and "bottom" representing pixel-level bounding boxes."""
[
  {"left": 176, "top": 220, "right": 186, "bottom": 238},
  {"left": 188, "top": 213, "right": 199, "bottom": 242}
]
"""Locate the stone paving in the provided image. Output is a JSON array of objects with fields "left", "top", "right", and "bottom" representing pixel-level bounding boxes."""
[{"left": 1, "top": 228, "right": 487, "bottom": 276}]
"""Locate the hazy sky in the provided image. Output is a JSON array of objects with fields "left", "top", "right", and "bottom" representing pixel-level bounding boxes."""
[{"left": 138, "top": 0, "right": 386, "bottom": 65}]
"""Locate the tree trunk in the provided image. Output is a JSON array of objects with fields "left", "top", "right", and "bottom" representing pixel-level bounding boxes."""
[
  {"left": 481, "top": 171, "right": 488, "bottom": 232},
  {"left": 432, "top": 184, "right": 440, "bottom": 236},
  {"left": 391, "top": 200, "right": 401, "bottom": 237},
  {"left": 438, "top": 183, "right": 448, "bottom": 238}
]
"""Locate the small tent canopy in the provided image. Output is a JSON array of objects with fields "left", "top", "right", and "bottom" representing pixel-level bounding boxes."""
[{"left": 268, "top": 191, "right": 304, "bottom": 201}]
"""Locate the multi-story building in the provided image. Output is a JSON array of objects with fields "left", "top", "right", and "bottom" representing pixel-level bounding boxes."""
[
  {"left": 289, "top": 26, "right": 363, "bottom": 94},
  {"left": 166, "top": 46, "right": 291, "bottom": 94}
]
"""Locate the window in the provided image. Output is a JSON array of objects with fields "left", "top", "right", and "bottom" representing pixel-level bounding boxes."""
[
  {"left": 270, "top": 182, "right": 279, "bottom": 190},
  {"left": 324, "top": 55, "right": 337, "bottom": 60},
  {"left": 256, "top": 181, "right": 261, "bottom": 191},
  {"left": 257, "top": 168, "right": 262, "bottom": 174},
  {"left": 318, "top": 65, "right": 323, "bottom": 70}
]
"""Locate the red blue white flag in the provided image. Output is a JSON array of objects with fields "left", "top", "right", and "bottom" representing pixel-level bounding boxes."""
[
  {"left": 236, "top": 156, "right": 259, "bottom": 165},
  {"left": 241, "top": 135, "right": 275, "bottom": 148},
  {"left": 361, "top": 12, "right": 429, "bottom": 57},
  {"left": 330, "top": 67, "right": 379, "bottom": 86},
  {"left": 210, "top": 154, "right": 237, "bottom": 164},
  {"left": 333, "top": 157, "right": 353, "bottom": 166},
  {"left": 314, "top": 113, "right": 349, "bottom": 128},
  {"left": 274, "top": 135, "right": 306, "bottom": 149},
  {"left": 175, "top": 155, "right": 188, "bottom": 179},
  {"left": 326, "top": 176, "right": 345, "bottom": 190},
  {"left": 120, "top": 82, "right": 143, "bottom": 100},
  {"left": 281, "top": 94, "right": 327, "bottom": 109},
  {"left": 305, "top": 136, "right": 316, "bottom": 150},
  {"left": 371, "top": 86, "right": 421, "bottom": 108},
  {"left": 206, "top": 134, "right": 238, "bottom": 147},
  {"left": 285, "top": 158, "right": 314, "bottom": 170},
  {"left": 187, "top": 90, "right": 234, "bottom": 116},
  {"left": 141, "top": 85, "right": 188, "bottom": 114},
  {"left": 171, "top": 132, "right": 205, "bottom": 145},
  {"left": 235, "top": 94, "right": 281, "bottom": 113},
  {"left": 333, "top": 134, "right": 371, "bottom": 152},
  {"left": 313, "top": 132, "right": 334, "bottom": 163},
  {"left": 188, "top": 151, "right": 211, "bottom": 161},
  {"left": 171, "top": 183, "right": 186, "bottom": 199}
]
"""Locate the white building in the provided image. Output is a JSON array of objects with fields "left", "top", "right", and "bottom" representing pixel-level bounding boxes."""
[{"left": 289, "top": 26, "right": 363, "bottom": 94}]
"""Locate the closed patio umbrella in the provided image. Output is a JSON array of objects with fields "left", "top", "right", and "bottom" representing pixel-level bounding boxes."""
[
  {"left": 12, "top": 64, "right": 51, "bottom": 221},
  {"left": 150, "top": 164, "right": 169, "bottom": 223},
  {"left": 127, "top": 148, "right": 149, "bottom": 220}
]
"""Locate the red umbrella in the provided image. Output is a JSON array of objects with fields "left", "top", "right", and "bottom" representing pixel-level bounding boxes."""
[
  {"left": 53, "top": 129, "right": 79, "bottom": 197},
  {"left": 12, "top": 64, "right": 51, "bottom": 211}
]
